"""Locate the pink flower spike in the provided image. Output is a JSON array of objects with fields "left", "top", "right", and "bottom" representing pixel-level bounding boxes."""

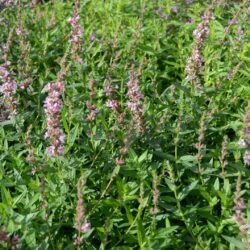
[{"left": 44, "top": 81, "right": 65, "bottom": 157}]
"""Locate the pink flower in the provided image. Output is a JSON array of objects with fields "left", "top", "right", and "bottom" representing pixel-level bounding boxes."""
[
  {"left": 81, "top": 222, "right": 91, "bottom": 232},
  {"left": 73, "top": 236, "right": 84, "bottom": 246},
  {"left": 104, "top": 83, "right": 114, "bottom": 96},
  {"left": 247, "top": 7, "right": 250, "bottom": 15},
  {"left": 243, "top": 152, "right": 250, "bottom": 165},
  {"left": 228, "top": 19, "right": 238, "bottom": 25},
  {"left": 239, "top": 139, "right": 246, "bottom": 147},
  {"left": 16, "top": 28, "right": 22, "bottom": 36},
  {"left": 116, "top": 157, "right": 124, "bottom": 165},
  {"left": 106, "top": 99, "right": 118, "bottom": 110},
  {"left": 237, "top": 27, "right": 243, "bottom": 36},
  {"left": 47, "top": 145, "right": 55, "bottom": 155},
  {"left": 31, "top": 167, "right": 37, "bottom": 176},
  {"left": 69, "top": 15, "right": 80, "bottom": 26},
  {"left": 3, "top": 0, "right": 13, "bottom": 7},
  {"left": 89, "top": 32, "right": 96, "bottom": 43},
  {"left": 234, "top": 198, "right": 245, "bottom": 211},
  {"left": 170, "top": 6, "right": 178, "bottom": 14}
]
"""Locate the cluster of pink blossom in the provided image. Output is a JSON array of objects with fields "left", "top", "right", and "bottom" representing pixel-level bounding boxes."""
[
  {"left": 85, "top": 80, "right": 98, "bottom": 122},
  {"left": 69, "top": 14, "right": 83, "bottom": 43},
  {"left": 86, "top": 100, "right": 98, "bottom": 122},
  {"left": 225, "top": 16, "right": 244, "bottom": 42},
  {"left": 186, "top": 9, "right": 213, "bottom": 82},
  {"left": 44, "top": 81, "right": 65, "bottom": 156},
  {"left": 243, "top": 153, "right": 250, "bottom": 166},
  {"left": 234, "top": 190, "right": 246, "bottom": 228},
  {"left": 104, "top": 81, "right": 120, "bottom": 112},
  {"left": 104, "top": 82, "right": 114, "bottom": 97},
  {"left": 2, "top": 0, "right": 13, "bottom": 7},
  {"left": 126, "top": 69, "right": 144, "bottom": 133},
  {"left": 106, "top": 99, "right": 119, "bottom": 111},
  {"left": 0, "top": 229, "right": 19, "bottom": 249},
  {"left": 0, "top": 61, "right": 17, "bottom": 119},
  {"left": 103, "top": 50, "right": 123, "bottom": 113}
]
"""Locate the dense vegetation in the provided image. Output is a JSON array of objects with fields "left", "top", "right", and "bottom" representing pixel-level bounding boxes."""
[{"left": 0, "top": 0, "right": 250, "bottom": 249}]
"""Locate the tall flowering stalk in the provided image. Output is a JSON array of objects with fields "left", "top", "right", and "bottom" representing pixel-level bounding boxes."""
[
  {"left": 219, "top": 135, "right": 228, "bottom": 176},
  {"left": 69, "top": 0, "right": 83, "bottom": 62},
  {"left": 150, "top": 172, "right": 160, "bottom": 216},
  {"left": 115, "top": 62, "right": 145, "bottom": 164},
  {"left": 44, "top": 81, "right": 65, "bottom": 156},
  {"left": 43, "top": 12, "right": 72, "bottom": 156},
  {"left": 126, "top": 66, "right": 144, "bottom": 133},
  {"left": 0, "top": 30, "right": 17, "bottom": 120},
  {"left": 233, "top": 174, "right": 250, "bottom": 248},
  {"left": 195, "top": 113, "right": 206, "bottom": 184},
  {"left": 104, "top": 50, "right": 121, "bottom": 113},
  {"left": 43, "top": 0, "right": 82, "bottom": 156},
  {"left": 242, "top": 100, "right": 250, "bottom": 165},
  {"left": 185, "top": 8, "right": 213, "bottom": 86},
  {"left": 86, "top": 79, "right": 98, "bottom": 122},
  {"left": 16, "top": 0, "right": 32, "bottom": 90},
  {"left": 103, "top": 28, "right": 122, "bottom": 116},
  {"left": 74, "top": 178, "right": 91, "bottom": 247}
]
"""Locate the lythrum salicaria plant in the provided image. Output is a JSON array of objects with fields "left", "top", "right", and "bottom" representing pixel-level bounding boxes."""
[{"left": 1, "top": 1, "right": 250, "bottom": 249}]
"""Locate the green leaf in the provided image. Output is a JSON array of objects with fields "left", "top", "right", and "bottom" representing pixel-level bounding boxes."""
[
  {"left": 164, "top": 178, "right": 175, "bottom": 192},
  {"left": 13, "top": 191, "right": 27, "bottom": 207},
  {"left": 67, "top": 124, "right": 79, "bottom": 148},
  {"left": 137, "top": 218, "right": 145, "bottom": 248},
  {"left": 124, "top": 205, "right": 134, "bottom": 225},
  {"left": 1, "top": 186, "right": 12, "bottom": 206},
  {"left": 25, "top": 231, "right": 36, "bottom": 248},
  {"left": 223, "top": 179, "right": 231, "bottom": 195},
  {"left": 222, "top": 235, "right": 244, "bottom": 249},
  {"left": 213, "top": 177, "right": 220, "bottom": 191},
  {"left": 178, "top": 181, "right": 198, "bottom": 201},
  {"left": 138, "top": 150, "right": 147, "bottom": 163},
  {"left": 62, "top": 108, "right": 70, "bottom": 133},
  {"left": 179, "top": 155, "right": 197, "bottom": 168}
]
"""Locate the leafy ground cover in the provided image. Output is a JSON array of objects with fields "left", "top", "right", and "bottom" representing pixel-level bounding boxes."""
[{"left": 0, "top": 0, "right": 250, "bottom": 249}]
